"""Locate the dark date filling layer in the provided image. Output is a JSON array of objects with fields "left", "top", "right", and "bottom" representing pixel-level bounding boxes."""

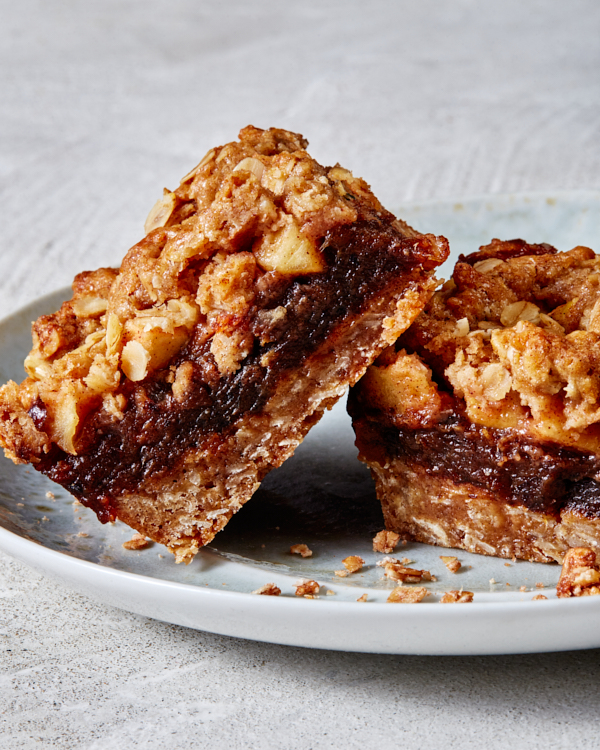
[
  {"left": 349, "top": 398, "right": 600, "bottom": 522},
  {"left": 33, "top": 219, "right": 439, "bottom": 522}
]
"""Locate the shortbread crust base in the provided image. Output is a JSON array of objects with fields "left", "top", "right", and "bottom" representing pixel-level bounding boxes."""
[{"left": 364, "top": 454, "right": 600, "bottom": 564}]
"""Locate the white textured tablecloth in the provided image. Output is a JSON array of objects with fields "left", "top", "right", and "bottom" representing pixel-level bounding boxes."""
[{"left": 1, "top": 2, "right": 599, "bottom": 747}]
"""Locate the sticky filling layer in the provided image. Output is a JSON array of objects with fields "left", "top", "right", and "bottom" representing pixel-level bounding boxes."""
[{"left": 35, "top": 221, "right": 439, "bottom": 520}]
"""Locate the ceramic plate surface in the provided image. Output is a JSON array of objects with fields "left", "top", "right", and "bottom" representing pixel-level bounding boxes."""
[{"left": 1, "top": 191, "right": 600, "bottom": 655}]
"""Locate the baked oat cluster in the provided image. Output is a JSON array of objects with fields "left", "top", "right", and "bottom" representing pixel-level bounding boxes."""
[
  {"left": 370, "top": 240, "right": 600, "bottom": 449},
  {"left": 0, "top": 126, "right": 448, "bottom": 561},
  {"left": 556, "top": 547, "right": 600, "bottom": 597},
  {"left": 350, "top": 240, "right": 600, "bottom": 563}
]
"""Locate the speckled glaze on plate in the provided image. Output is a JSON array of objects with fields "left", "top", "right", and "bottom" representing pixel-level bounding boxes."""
[{"left": 1, "top": 191, "right": 600, "bottom": 655}]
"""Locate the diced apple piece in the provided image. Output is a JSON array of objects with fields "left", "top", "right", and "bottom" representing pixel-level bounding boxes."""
[
  {"left": 253, "top": 220, "right": 324, "bottom": 275},
  {"left": 360, "top": 351, "right": 443, "bottom": 429},
  {"left": 71, "top": 296, "right": 109, "bottom": 318}
]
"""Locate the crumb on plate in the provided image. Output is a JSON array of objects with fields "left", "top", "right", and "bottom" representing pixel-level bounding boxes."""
[
  {"left": 373, "top": 530, "right": 401, "bottom": 554},
  {"left": 440, "top": 590, "right": 474, "bottom": 603},
  {"left": 440, "top": 555, "right": 461, "bottom": 573},
  {"left": 557, "top": 547, "right": 600, "bottom": 598},
  {"left": 252, "top": 583, "right": 281, "bottom": 596},
  {"left": 290, "top": 543, "right": 312, "bottom": 558},
  {"left": 294, "top": 579, "right": 320, "bottom": 597},
  {"left": 122, "top": 533, "right": 150, "bottom": 550},
  {"left": 387, "top": 586, "right": 429, "bottom": 603},
  {"left": 342, "top": 555, "right": 365, "bottom": 573}
]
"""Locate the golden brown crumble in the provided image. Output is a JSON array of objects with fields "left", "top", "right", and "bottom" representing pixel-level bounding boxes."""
[
  {"left": 398, "top": 241, "right": 600, "bottom": 451},
  {"left": 334, "top": 570, "right": 348, "bottom": 578},
  {"left": 294, "top": 579, "right": 320, "bottom": 597},
  {"left": 122, "top": 533, "right": 150, "bottom": 550},
  {"left": 251, "top": 583, "right": 281, "bottom": 596},
  {"left": 0, "top": 127, "right": 368, "bottom": 463},
  {"left": 387, "top": 586, "right": 429, "bottom": 603},
  {"left": 440, "top": 555, "right": 461, "bottom": 573},
  {"left": 372, "top": 530, "right": 401, "bottom": 554},
  {"left": 440, "top": 590, "right": 473, "bottom": 603},
  {"left": 342, "top": 555, "right": 365, "bottom": 573},
  {"left": 0, "top": 125, "right": 448, "bottom": 561},
  {"left": 535, "top": 582, "right": 545, "bottom": 589},
  {"left": 557, "top": 547, "right": 600, "bottom": 597},
  {"left": 290, "top": 543, "right": 313, "bottom": 558},
  {"left": 356, "top": 593, "right": 368, "bottom": 602},
  {"left": 532, "top": 594, "right": 548, "bottom": 601}
]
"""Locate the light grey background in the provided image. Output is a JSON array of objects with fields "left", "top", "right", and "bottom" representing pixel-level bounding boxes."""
[{"left": 1, "top": 1, "right": 599, "bottom": 747}]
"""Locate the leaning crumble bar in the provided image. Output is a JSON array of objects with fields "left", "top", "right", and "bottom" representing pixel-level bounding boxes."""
[
  {"left": 350, "top": 239, "right": 600, "bottom": 563},
  {"left": 0, "top": 126, "right": 448, "bottom": 562}
]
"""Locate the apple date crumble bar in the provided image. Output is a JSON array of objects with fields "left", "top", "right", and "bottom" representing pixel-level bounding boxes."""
[
  {"left": 0, "top": 126, "right": 448, "bottom": 562},
  {"left": 350, "top": 239, "right": 600, "bottom": 563}
]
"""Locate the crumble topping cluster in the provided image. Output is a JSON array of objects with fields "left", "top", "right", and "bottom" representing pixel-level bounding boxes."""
[
  {"left": 364, "top": 241, "right": 600, "bottom": 451},
  {"left": 0, "top": 126, "right": 379, "bottom": 461}
]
